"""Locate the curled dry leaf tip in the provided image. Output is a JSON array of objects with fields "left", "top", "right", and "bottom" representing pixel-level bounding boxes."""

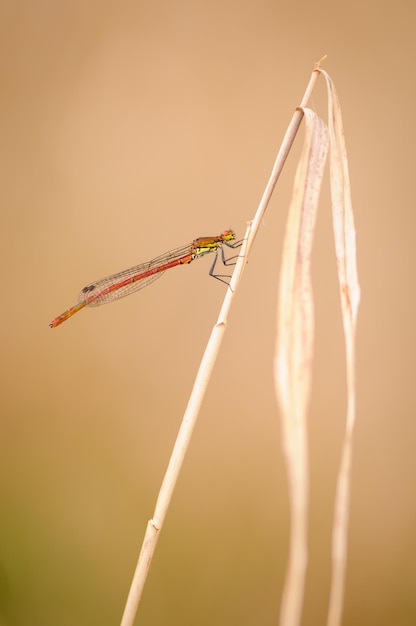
[{"left": 314, "top": 54, "right": 328, "bottom": 71}]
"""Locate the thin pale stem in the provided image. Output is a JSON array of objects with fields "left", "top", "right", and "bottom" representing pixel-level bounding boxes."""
[
  {"left": 120, "top": 222, "right": 252, "bottom": 626},
  {"left": 119, "top": 58, "right": 325, "bottom": 626}
]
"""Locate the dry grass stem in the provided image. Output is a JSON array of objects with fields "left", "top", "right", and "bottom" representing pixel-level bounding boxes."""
[
  {"left": 120, "top": 59, "right": 326, "bottom": 626},
  {"left": 120, "top": 222, "right": 252, "bottom": 626}
]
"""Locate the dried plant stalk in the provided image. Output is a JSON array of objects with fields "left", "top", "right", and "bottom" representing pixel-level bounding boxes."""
[
  {"left": 119, "top": 221, "right": 252, "bottom": 626},
  {"left": 119, "top": 60, "right": 326, "bottom": 626}
]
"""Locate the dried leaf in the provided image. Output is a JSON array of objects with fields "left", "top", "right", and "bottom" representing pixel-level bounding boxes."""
[
  {"left": 319, "top": 69, "right": 361, "bottom": 626},
  {"left": 275, "top": 107, "right": 329, "bottom": 626}
]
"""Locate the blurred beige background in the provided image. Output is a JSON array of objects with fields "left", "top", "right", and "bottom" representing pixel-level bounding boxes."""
[{"left": 1, "top": 1, "right": 415, "bottom": 625}]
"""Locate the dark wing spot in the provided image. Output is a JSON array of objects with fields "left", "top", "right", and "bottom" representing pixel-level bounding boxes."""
[{"left": 82, "top": 284, "right": 96, "bottom": 294}]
